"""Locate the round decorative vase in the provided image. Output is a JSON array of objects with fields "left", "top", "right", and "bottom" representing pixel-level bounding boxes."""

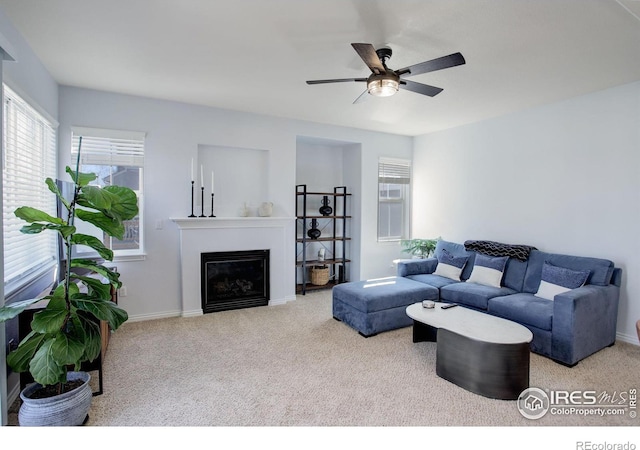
[
  {"left": 319, "top": 196, "right": 333, "bottom": 216},
  {"left": 19, "top": 371, "right": 92, "bottom": 426},
  {"left": 307, "top": 219, "right": 321, "bottom": 239}
]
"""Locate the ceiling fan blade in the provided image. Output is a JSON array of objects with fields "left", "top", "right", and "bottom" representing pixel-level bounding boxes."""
[
  {"left": 351, "top": 43, "right": 386, "bottom": 75},
  {"left": 400, "top": 80, "right": 443, "bottom": 97},
  {"left": 306, "top": 78, "right": 367, "bottom": 85},
  {"left": 352, "top": 90, "right": 369, "bottom": 104},
  {"left": 396, "top": 52, "right": 465, "bottom": 77}
]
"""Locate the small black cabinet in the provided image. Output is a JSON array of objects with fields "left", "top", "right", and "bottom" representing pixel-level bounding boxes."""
[{"left": 296, "top": 185, "right": 351, "bottom": 294}]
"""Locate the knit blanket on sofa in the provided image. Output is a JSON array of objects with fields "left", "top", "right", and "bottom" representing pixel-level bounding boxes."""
[{"left": 463, "top": 240, "right": 537, "bottom": 262}]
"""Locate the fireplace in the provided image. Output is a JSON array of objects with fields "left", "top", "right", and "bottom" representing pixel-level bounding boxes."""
[{"left": 201, "top": 249, "right": 270, "bottom": 313}]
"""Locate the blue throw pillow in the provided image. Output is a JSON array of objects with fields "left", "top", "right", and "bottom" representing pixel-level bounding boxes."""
[
  {"left": 434, "top": 249, "right": 469, "bottom": 281},
  {"left": 467, "top": 254, "right": 509, "bottom": 288},
  {"left": 534, "top": 261, "right": 590, "bottom": 301}
]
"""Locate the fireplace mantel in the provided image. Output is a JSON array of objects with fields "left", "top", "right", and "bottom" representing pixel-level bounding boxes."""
[
  {"left": 171, "top": 216, "right": 295, "bottom": 230},
  {"left": 171, "top": 216, "right": 296, "bottom": 317}
]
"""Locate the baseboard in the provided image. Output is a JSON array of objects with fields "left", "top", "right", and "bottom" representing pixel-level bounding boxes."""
[
  {"left": 127, "top": 298, "right": 297, "bottom": 322},
  {"left": 127, "top": 310, "right": 184, "bottom": 322},
  {"left": 615, "top": 331, "right": 639, "bottom": 346},
  {"left": 270, "top": 295, "right": 296, "bottom": 306}
]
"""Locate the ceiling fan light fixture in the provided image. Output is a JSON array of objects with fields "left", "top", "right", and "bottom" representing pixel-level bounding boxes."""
[{"left": 367, "top": 78, "right": 399, "bottom": 97}]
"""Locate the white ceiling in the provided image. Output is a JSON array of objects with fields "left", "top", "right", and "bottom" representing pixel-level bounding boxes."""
[{"left": 2, "top": 0, "right": 640, "bottom": 136}]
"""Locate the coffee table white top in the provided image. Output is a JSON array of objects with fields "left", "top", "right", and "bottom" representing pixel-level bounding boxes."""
[{"left": 406, "top": 302, "right": 533, "bottom": 345}]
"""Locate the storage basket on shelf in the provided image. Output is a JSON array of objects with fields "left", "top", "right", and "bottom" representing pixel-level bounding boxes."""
[{"left": 310, "top": 265, "right": 330, "bottom": 285}]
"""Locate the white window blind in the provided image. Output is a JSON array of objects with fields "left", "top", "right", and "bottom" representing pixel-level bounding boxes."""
[
  {"left": 71, "top": 126, "right": 145, "bottom": 167},
  {"left": 2, "top": 84, "right": 57, "bottom": 291},
  {"left": 378, "top": 159, "right": 411, "bottom": 185},
  {"left": 378, "top": 158, "right": 411, "bottom": 241},
  {"left": 70, "top": 127, "right": 145, "bottom": 257}
]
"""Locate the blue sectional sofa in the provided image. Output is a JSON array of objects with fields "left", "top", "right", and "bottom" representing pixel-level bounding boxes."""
[{"left": 397, "top": 239, "right": 622, "bottom": 366}]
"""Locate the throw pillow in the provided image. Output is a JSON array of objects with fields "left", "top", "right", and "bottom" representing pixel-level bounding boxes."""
[
  {"left": 434, "top": 249, "right": 469, "bottom": 281},
  {"left": 534, "top": 261, "right": 590, "bottom": 301},
  {"left": 467, "top": 254, "right": 509, "bottom": 288}
]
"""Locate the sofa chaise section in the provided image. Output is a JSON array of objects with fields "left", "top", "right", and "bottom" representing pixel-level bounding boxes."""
[{"left": 332, "top": 276, "right": 438, "bottom": 337}]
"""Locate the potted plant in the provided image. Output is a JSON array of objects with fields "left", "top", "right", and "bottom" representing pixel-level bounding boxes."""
[
  {"left": 400, "top": 237, "right": 440, "bottom": 259},
  {"left": 0, "top": 147, "right": 138, "bottom": 426}
]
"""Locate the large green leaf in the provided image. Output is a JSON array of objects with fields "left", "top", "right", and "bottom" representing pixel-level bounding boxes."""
[
  {"left": 29, "top": 338, "right": 66, "bottom": 386},
  {"left": 76, "top": 185, "right": 114, "bottom": 212},
  {"left": 14, "top": 206, "right": 64, "bottom": 225},
  {"left": 6, "top": 332, "right": 45, "bottom": 373},
  {"left": 31, "top": 301, "right": 68, "bottom": 334},
  {"left": 103, "top": 185, "right": 139, "bottom": 221},
  {"left": 71, "top": 233, "right": 113, "bottom": 260},
  {"left": 19, "top": 223, "right": 76, "bottom": 238},
  {"left": 65, "top": 166, "right": 96, "bottom": 187},
  {"left": 75, "top": 315, "right": 101, "bottom": 362},
  {"left": 0, "top": 297, "right": 44, "bottom": 322},
  {"left": 50, "top": 332, "right": 85, "bottom": 367},
  {"left": 70, "top": 259, "right": 121, "bottom": 287},
  {"left": 75, "top": 208, "right": 124, "bottom": 239},
  {"left": 73, "top": 274, "right": 112, "bottom": 300},
  {"left": 72, "top": 295, "right": 128, "bottom": 331},
  {"left": 46, "top": 177, "right": 71, "bottom": 211},
  {"left": 77, "top": 185, "right": 138, "bottom": 222}
]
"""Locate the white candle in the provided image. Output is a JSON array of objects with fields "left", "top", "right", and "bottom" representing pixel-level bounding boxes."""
[
  {"left": 200, "top": 165, "right": 204, "bottom": 187},
  {"left": 211, "top": 170, "right": 214, "bottom": 193},
  {"left": 191, "top": 158, "right": 194, "bottom": 182}
]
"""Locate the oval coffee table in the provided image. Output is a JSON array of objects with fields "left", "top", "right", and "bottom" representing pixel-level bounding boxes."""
[{"left": 406, "top": 302, "right": 533, "bottom": 400}]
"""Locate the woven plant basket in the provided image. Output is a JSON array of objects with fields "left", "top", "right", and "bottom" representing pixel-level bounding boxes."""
[{"left": 310, "top": 266, "right": 330, "bottom": 286}]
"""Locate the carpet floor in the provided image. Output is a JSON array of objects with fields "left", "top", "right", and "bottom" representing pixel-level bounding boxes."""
[{"left": 7, "top": 290, "right": 640, "bottom": 432}]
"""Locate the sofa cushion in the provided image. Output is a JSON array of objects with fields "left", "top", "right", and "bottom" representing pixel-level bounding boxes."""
[
  {"left": 523, "top": 250, "right": 614, "bottom": 292},
  {"left": 440, "top": 282, "right": 516, "bottom": 311},
  {"left": 534, "top": 261, "right": 589, "bottom": 301},
  {"left": 467, "top": 254, "right": 508, "bottom": 288},
  {"left": 488, "top": 293, "right": 553, "bottom": 331},
  {"left": 434, "top": 248, "right": 469, "bottom": 281},
  {"left": 434, "top": 240, "right": 475, "bottom": 280},
  {"left": 405, "top": 273, "right": 458, "bottom": 289},
  {"left": 502, "top": 257, "right": 528, "bottom": 292}
]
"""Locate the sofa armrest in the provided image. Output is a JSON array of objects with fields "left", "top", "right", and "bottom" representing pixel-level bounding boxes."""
[
  {"left": 397, "top": 258, "right": 438, "bottom": 277},
  {"left": 552, "top": 283, "right": 620, "bottom": 365}
]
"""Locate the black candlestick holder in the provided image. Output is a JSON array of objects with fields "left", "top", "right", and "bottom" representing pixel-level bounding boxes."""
[
  {"left": 199, "top": 186, "right": 206, "bottom": 217},
  {"left": 188, "top": 181, "right": 196, "bottom": 217},
  {"left": 209, "top": 193, "right": 216, "bottom": 217}
]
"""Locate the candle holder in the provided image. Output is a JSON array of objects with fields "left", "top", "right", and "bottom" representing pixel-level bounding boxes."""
[
  {"left": 188, "top": 181, "right": 196, "bottom": 217},
  {"left": 209, "top": 193, "right": 216, "bottom": 217},
  {"left": 199, "top": 186, "right": 206, "bottom": 217}
]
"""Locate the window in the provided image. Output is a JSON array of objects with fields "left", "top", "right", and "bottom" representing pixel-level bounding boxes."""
[
  {"left": 377, "top": 158, "right": 411, "bottom": 242},
  {"left": 71, "top": 127, "right": 145, "bottom": 258},
  {"left": 2, "top": 84, "right": 58, "bottom": 293}
]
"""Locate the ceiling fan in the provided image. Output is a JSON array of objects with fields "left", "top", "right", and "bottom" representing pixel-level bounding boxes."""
[{"left": 306, "top": 43, "right": 465, "bottom": 103}]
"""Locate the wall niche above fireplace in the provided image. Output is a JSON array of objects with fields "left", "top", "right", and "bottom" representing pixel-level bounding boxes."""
[{"left": 201, "top": 249, "right": 270, "bottom": 313}]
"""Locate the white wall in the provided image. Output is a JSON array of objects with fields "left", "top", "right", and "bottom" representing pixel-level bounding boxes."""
[
  {"left": 58, "top": 86, "right": 413, "bottom": 320},
  {"left": 412, "top": 81, "right": 640, "bottom": 343}
]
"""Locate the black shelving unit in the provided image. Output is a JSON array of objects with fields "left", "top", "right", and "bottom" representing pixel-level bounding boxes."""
[{"left": 296, "top": 184, "right": 351, "bottom": 295}]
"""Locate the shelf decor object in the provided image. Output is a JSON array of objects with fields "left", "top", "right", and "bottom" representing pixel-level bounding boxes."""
[
  {"left": 319, "top": 196, "right": 333, "bottom": 216},
  {"left": 189, "top": 180, "right": 196, "bottom": 217},
  {"left": 307, "top": 219, "right": 321, "bottom": 239},
  {"left": 295, "top": 184, "right": 351, "bottom": 295},
  {"left": 209, "top": 193, "right": 216, "bottom": 217},
  {"left": 310, "top": 265, "right": 330, "bottom": 286},
  {"left": 199, "top": 186, "right": 206, "bottom": 217}
]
